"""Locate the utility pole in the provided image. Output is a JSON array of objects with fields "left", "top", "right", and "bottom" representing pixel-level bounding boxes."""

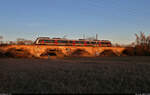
[
  {"left": 0, "top": 36, "right": 3, "bottom": 44},
  {"left": 63, "top": 35, "right": 67, "bottom": 39},
  {"left": 83, "top": 34, "right": 85, "bottom": 39},
  {"left": 96, "top": 34, "right": 98, "bottom": 40}
]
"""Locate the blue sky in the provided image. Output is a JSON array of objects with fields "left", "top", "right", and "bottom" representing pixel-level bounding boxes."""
[{"left": 0, "top": 0, "right": 150, "bottom": 44}]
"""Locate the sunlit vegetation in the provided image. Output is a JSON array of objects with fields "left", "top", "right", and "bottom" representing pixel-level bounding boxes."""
[{"left": 121, "top": 32, "right": 150, "bottom": 56}]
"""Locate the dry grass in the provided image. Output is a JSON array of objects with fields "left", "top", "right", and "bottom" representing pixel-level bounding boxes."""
[{"left": 0, "top": 57, "right": 150, "bottom": 94}]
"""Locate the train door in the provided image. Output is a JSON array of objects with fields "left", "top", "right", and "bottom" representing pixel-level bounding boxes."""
[
  {"left": 108, "top": 42, "right": 111, "bottom": 47},
  {"left": 84, "top": 41, "right": 87, "bottom": 46},
  {"left": 72, "top": 40, "right": 75, "bottom": 46},
  {"left": 99, "top": 41, "right": 101, "bottom": 47},
  {"left": 41, "top": 40, "right": 45, "bottom": 45},
  {"left": 55, "top": 40, "right": 58, "bottom": 45}
]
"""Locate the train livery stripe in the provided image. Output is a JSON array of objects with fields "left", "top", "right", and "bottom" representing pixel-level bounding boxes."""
[
  {"left": 99, "top": 42, "right": 101, "bottom": 47},
  {"left": 73, "top": 41, "right": 75, "bottom": 46},
  {"left": 84, "top": 41, "right": 87, "bottom": 46},
  {"left": 35, "top": 38, "right": 112, "bottom": 47},
  {"left": 55, "top": 40, "right": 58, "bottom": 45}
]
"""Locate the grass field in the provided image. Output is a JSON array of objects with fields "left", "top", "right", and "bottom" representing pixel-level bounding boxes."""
[{"left": 0, "top": 56, "right": 150, "bottom": 94}]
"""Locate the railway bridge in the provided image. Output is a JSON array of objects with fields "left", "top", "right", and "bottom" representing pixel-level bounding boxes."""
[{"left": 0, "top": 45, "right": 125, "bottom": 58}]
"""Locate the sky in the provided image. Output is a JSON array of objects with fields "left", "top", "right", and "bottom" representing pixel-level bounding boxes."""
[{"left": 0, "top": 0, "right": 150, "bottom": 44}]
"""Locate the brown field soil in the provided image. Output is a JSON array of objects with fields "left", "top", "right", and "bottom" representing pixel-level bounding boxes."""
[{"left": 0, "top": 56, "right": 150, "bottom": 94}]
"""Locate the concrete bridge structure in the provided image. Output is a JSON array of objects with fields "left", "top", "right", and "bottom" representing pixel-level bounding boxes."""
[{"left": 0, "top": 45, "right": 125, "bottom": 58}]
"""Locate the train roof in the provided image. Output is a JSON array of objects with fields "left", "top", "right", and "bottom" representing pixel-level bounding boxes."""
[
  {"left": 36, "top": 37, "right": 111, "bottom": 42},
  {"left": 37, "top": 37, "right": 50, "bottom": 39}
]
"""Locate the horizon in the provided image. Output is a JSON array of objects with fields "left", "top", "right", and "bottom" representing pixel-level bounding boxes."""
[{"left": 0, "top": 0, "right": 150, "bottom": 45}]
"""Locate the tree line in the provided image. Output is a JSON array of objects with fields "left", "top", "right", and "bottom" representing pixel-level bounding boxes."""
[
  {"left": 0, "top": 36, "right": 33, "bottom": 45},
  {"left": 135, "top": 32, "right": 150, "bottom": 48}
]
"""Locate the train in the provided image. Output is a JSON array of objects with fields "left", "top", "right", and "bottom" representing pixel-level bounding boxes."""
[{"left": 34, "top": 37, "right": 112, "bottom": 47}]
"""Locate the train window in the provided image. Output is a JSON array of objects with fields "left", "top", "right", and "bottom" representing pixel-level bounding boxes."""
[
  {"left": 107, "top": 42, "right": 111, "bottom": 44},
  {"left": 75, "top": 41, "right": 79, "bottom": 44},
  {"left": 57, "top": 40, "right": 59, "bottom": 43},
  {"left": 78, "top": 41, "right": 84, "bottom": 44},
  {"left": 42, "top": 40, "right": 46, "bottom": 43},
  {"left": 65, "top": 41, "right": 68, "bottom": 43},
  {"left": 101, "top": 42, "right": 105, "bottom": 44},
  {"left": 87, "top": 41, "right": 90, "bottom": 44},
  {"left": 61, "top": 41, "right": 65, "bottom": 43},
  {"left": 47, "top": 40, "right": 55, "bottom": 43},
  {"left": 58, "top": 40, "right": 68, "bottom": 43},
  {"left": 91, "top": 42, "right": 96, "bottom": 44},
  {"left": 43, "top": 40, "right": 47, "bottom": 43},
  {"left": 62, "top": 40, "right": 67, "bottom": 43},
  {"left": 39, "top": 40, "right": 44, "bottom": 42},
  {"left": 57, "top": 40, "right": 62, "bottom": 43},
  {"left": 44, "top": 40, "right": 48, "bottom": 43},
  {"left": 69, "top": 41, "right": 73, "bottom": 43}
]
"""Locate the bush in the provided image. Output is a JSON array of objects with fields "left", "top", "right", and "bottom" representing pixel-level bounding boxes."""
[
  {"left": 0, "top": 44, "right": 9, "bottom": 47},
  {"left": 134, "top": 46, "right": 150, "bottom": 56},
  {"left": 0, "top": 49, "right": 6, "bottom": 58},
  {"left": 122, "top": 46, "right": 150, "bottom": 56},
  {"left": 122, "top": 47, "right": 135, "bottom": 56}
]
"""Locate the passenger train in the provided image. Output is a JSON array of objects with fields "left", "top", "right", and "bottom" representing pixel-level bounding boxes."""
[{"left": 34, "top": 37, "right": 112, "bottom": 47}]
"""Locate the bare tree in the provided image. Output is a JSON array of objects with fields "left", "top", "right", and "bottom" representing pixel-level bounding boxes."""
[
  {"left": 16, "top": 38, "right": 33, "bottom": 45},
  {"left": 0, "top": 36, "right": 3, "bottom": 39},
  {"left": 135, "top": 33, "right": 140, "bottom": 45},
  {"left": 140, "top": 32, "right": 146, "bottom": 45},
  {"left": 135, "top": 32, "right": 150, "bottom": 48},
  {"left": 0, "top": 36, "right": 3, "bottom": 44},
  {"left": 147, "top": 35, "right": 150, "bottom": 48}
]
